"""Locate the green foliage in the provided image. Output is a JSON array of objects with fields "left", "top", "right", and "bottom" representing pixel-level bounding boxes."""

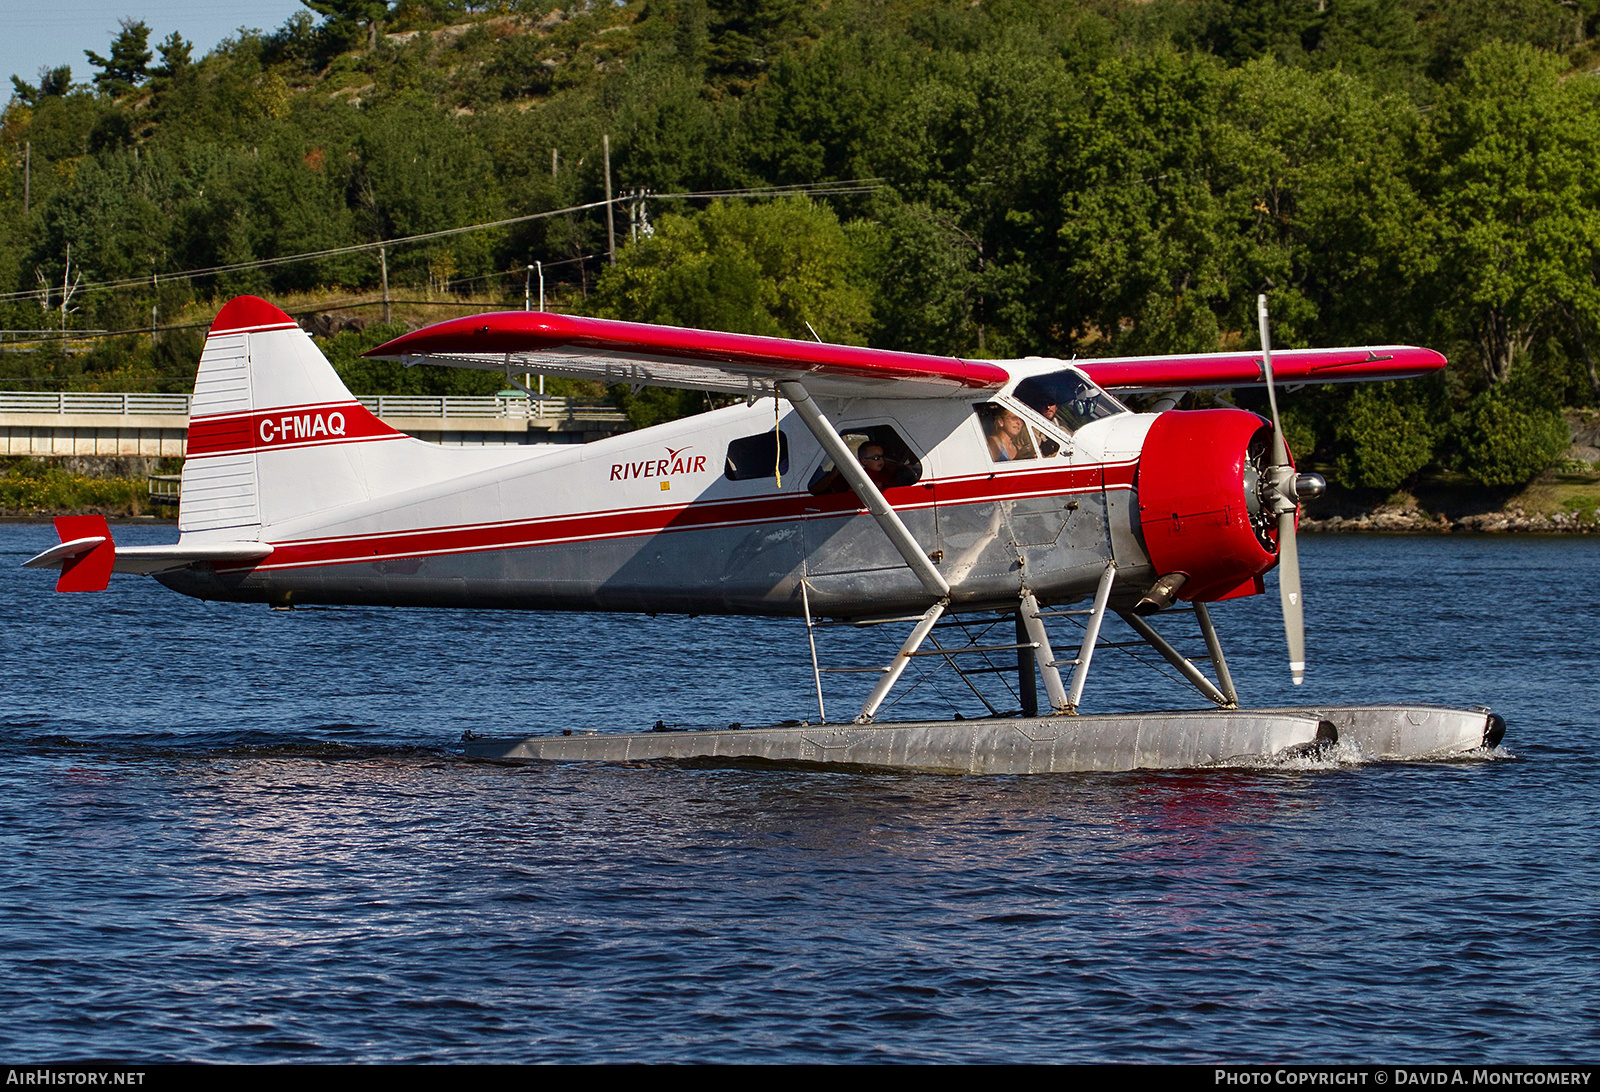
[
  {"left": 1426, "top": 43, "right": 1600, "bottom": 387},
  {"left": 1454, "top": 386, "right": 1571, "bottom": 486},
  {"left": 151, "top": 34, "right": 194, "bottom": 80},
  {"left": 6, "top": 0, "right": 1600, "bottom": 455},
  {"left": 590, "top": 198, "right": 872, "bottom": 343},
  {"left": 84, "top": 20, "right": 153, "bottom": 97},
  {"left": 1334, "top": 384, "right": 1441, "bottom": 490},
  {"left": 320, "top": 322, "right": 504, "bottom": 395},
  {"left": 11, "top": 66, "right": 75, "bottom": 105},
  {"left": 0, "top": 459, "right": 145, "bottom": 515}
]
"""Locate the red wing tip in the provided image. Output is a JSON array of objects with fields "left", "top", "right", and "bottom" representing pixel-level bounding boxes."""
[{"left": 209, "top": 296, "right": 300, "bottom": 336}]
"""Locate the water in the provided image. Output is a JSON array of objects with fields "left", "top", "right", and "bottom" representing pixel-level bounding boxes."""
[{"left": 1, "top": 521, "right": 1595, "bottom": 1062}]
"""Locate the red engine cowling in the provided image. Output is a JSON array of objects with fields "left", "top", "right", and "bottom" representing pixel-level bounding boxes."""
[{"left": 1135, "top": 408, "right": 1280, "bottom": 603}]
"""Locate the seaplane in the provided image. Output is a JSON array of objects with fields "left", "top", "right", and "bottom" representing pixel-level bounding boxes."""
[{"left": 25, "top": 294, "right": 1506, "bottom": 773}]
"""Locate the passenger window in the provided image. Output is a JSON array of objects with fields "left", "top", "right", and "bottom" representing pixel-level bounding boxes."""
[
  {"left": 725, "top": 430, "right": 790, "bottom": 481},
  {"left": 807, "top": 425, "right": 923, "bottom": 495},
  {"left": 975, "top": 403, "right": 1039, "bottom": 464}
]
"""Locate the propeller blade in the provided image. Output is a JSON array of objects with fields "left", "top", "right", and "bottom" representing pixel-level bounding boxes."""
[
  {"left": 1258, "top": 294, "right": 1305, "bottom": 685},
  {"left": 1257, "top": 294, "right": 1289, "bottom": 468},
  {"left": 1278, "top": 509, "right": 1305, "bottom": 686}
]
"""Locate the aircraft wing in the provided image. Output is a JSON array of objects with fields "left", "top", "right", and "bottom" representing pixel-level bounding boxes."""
[
  {"left": 364, "top": 312, "right": 1009, "bottom": 400},
  {"left": 1076, "top": 345, "right": 1447, "bottom": 393}
]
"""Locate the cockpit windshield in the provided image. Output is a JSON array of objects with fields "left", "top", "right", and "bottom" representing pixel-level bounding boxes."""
[{"left": 1013, "top": 369, "right": 1125, "bottom": 432}]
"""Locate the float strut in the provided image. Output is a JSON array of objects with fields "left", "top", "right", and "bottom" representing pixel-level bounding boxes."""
[
  {"left": 1192, "top": 601, "right": 1239, "bottom": 708},
  {"left": 1015, "top": 610, "right": 1037, "bottom": 717},
  {"left": 1019, "top": 588, "right": 1072, "bottom": 713},
  {"left": 1115, "top": 609, "right": 1232, "bottom": 708},
  {"left": 1064, "top": 562, "right": 1117, "bottom": 714},
  {"left": 856, "top": 600, "right": 948, "bottom": 724}
]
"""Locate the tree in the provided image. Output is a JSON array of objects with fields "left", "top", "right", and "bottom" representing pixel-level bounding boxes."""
[
  {"left": 591, "top": 198, "right": 871, "bottom": 342},
  {"left": 590, "top": 198, "right": 873, "bottom": 426},
  {"left": 1333, "top": 384, "right": 1441, "bottom": 490},
  {"left": 150, "top": 33, "right": 193, "bottom": 80},
  {"left": 85, "top": 20, "right": 152, "bottom": 97},
  {"left": 1454, "top": 386, "right": 1570, "bottom": 486},
  {"left": 1055, "top": 49, "right": 1236, "bottom": 356},
  {"left": 10, "top": 66, "right": 74, "bottom": 105},
  {"left": 871, "top": 29, "right": 1081, "bottom": 356},
  {"left": 1426, "top": 42, "right": 1600, "bottom": 388},
  {"left": 302, "top": 1, "right": 391, "bottom": 51}
]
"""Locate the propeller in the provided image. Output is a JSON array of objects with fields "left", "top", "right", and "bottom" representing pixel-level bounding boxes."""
[{"left": 1256, "top": 294, "right": 1323, "bottom": 686}]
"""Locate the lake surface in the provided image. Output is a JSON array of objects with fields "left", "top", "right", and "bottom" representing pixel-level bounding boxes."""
[{"left": 1, "top": 521, "right": 1595, "bottom": 1063}]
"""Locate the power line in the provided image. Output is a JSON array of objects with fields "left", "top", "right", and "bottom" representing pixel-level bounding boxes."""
[
  {"left": 0, "top": 179, "right": 887, "bottom": 305},
  {"left": 0, "top": 198, "right": 617, "bottom": 303}
]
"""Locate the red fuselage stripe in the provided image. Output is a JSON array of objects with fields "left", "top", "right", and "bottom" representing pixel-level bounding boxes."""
[{"left": 237, "top": 459, "right": 1139, "bottom": 573}]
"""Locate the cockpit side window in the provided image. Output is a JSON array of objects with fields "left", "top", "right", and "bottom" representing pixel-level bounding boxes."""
[
  {"left": 1013, "top": 370, "right": 1125, "bottom": 432},
  {"left": 975, "top": 402, "right": 1039, "bottom": 464}
]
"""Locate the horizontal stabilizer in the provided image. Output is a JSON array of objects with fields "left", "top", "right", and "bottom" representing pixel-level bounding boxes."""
[
  {"left": 111, "top": 542, "right": 275, "bottom": 575},
  {"left": 23, "top": 534, "right": 109, "bottom": 570},
  {"left": 24, "top": 515, "right": 272, "bottom": 589},
  {"left": 364, "top": 312, "right": 1009, "bottom": 400}
]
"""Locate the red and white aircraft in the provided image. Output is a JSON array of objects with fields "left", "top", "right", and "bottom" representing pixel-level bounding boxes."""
[{"left": 29, "top": 295, "right": 1494, "bottom": 765}]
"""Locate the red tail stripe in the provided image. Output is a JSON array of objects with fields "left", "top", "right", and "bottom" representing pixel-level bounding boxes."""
[{"left": 187, "top": 401, "right": 405, "bottom": 458}]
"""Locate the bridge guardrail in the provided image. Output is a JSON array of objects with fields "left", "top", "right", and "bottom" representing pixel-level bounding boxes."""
[
  {"left": 1, "top": 392, "right": 628, "bottom": 424},
  {"left": 0, "top": 392, "right": 193, "bottom": 415}
]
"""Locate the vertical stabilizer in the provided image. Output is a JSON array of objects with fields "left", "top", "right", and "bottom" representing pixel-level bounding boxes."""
[{"left": 180, "top": 296, "right": 413, "bottom": 538}]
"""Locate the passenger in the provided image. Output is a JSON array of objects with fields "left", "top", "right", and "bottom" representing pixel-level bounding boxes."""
[
  {"left": 855, "top": 443, "right": 900, "bottom": 490},
  {"left": 986, "top": 408, "right": 1029, "bottom": 462},
  {"left": 809, "top": 442, "right": 901, "bottom": 495}
]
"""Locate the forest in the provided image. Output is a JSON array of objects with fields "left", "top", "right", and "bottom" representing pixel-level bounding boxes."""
[{"left": 4, "top": 0, "right": 1600, "bottom": 492}]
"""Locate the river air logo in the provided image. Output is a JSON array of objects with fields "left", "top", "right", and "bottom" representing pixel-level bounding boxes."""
[{"left": 610, "top": 445, "right": 708, "bottom": 485}]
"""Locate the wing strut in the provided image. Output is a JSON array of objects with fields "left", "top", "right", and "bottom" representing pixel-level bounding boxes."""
[{"left": 777, "top": 380, "right": 949, "bottom": 599}]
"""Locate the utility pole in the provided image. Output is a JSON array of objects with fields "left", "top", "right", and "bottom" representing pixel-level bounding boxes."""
[
  {"left": 379, "top": 246, "right": 390, "bottom": 324},
  {"left": 603, "top": 134, "right": 615, "bottom": 267},
  {"left": 523, "top": 262, "right": 546, "bottom": 396},
  {"left": 23, "top": 141, "right": 29, "bottom": 215},
  {"left": 551, "top": 148, "right": 558, "bottom": 179},
  {"left": 151, "top": 272, "right": 158, "bottom": 344}
]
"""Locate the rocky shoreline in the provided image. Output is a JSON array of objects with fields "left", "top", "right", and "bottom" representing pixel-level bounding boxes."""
[{"left": 1304, "top": 504, "right": 1597, "bottom": 534}]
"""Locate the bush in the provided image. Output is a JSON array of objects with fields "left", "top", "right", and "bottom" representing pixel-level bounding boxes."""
[
  {"left": 0, "top": 460, "right": 145, "bottom": 514},
  {"left": 1454, "top": 388, "right": 1570, "bottom": 487},
  {"left": 1333, "top": 385, "right": 1439, "bottom": 491}
]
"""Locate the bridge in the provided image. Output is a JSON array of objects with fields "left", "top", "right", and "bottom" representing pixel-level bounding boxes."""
[{"left": 0, "top": 391, "right": 633, "bottom": 458}]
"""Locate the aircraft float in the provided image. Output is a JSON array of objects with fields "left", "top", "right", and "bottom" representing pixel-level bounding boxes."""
[{"left": 25, "top": 294, "right": 1506, "bottom": 772}]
